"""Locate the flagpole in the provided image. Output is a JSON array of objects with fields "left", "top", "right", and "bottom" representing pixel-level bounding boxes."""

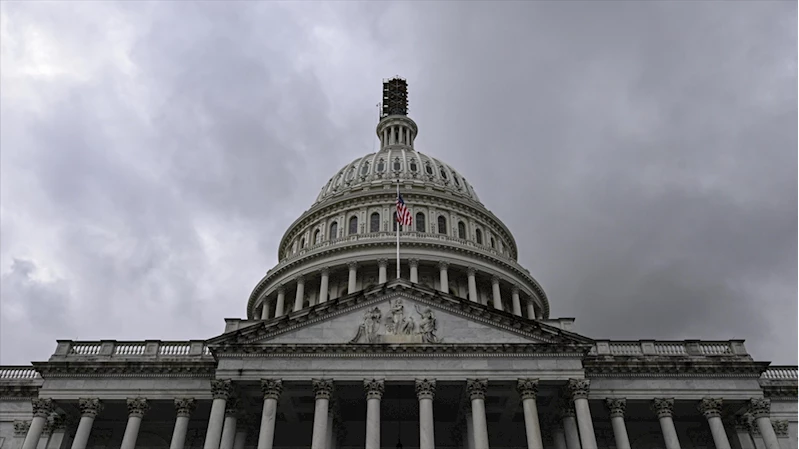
[{"left": 396, "top": 179, "right": 401, "bottom": 279}]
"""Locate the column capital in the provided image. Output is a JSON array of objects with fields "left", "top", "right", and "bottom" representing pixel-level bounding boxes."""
[
  {"left": 733, "top": 414, "right": 754, "bottom": 432},
  {"left": 559, "top": 398, "right": 576, "bottom": 418},
  {"left": 313, "top": 379, "right": 335, "bottom": 400},
  {"left": 78, "top": 397, "right": 103, "bottom": 418},
  {"left": 174, "top": 398, "right": 197, "bottom": 417},
  {"left": 261, "top": 378, "right": 283, "bottom": 400},
  {"left": 364, "top": 378, "right": 385, "bottom": 400},
  {"left": 490, "top": 275, "right": 500, "bottom": 285},
  {"left": 296, "top": 275, "right": 305, "bottom": 284},
  {"left": 211, "top": 379, "right": 233, "bottom": 400},
  {"left": 13, "top": 420, "right": 30, "bottom": 436},
  {"left": 320, "top": 266, "right": 330, "bottom": 276},
  {"left": 276, "top": 284, "right": 285, "bottom": 294},
  {"left": 467, "top": 266, "right": 477, "bottom": 276},
  {"left": 772, "top": 419, "right": 789, "bottom": 437},
  {"left": 409, "top": 258, "right": 419, "bottom": 268},
  {"left": 567, "top": 378, "right": 590, "bottom": 400},
  {"left": 31, "top": 397, "right": 54, "bottom": 418},
  {"left": 697, "top": 397, "right": 723, "bottom": 419},
  {"left": 126, "top": 397, "right": 149, "bottom": 418},
  {"left": 511, "top": 285, "right": 520, "bottom": 295},
  {"left": 748, "top": 397, "right": 770, "bottom": 418},
  {"left": 378, "top": 259, "right": 389, "bottom": 268},
  {"left": 437, "top": 261, "right": 449, "bottom": 271},
  {"left": 50, "top": 414, "right": 70, "bottom": 431},
  {"left": 466, "top": 378, "right": 488, "bottom": 400},
  {"left": 415, "top": 378, "right": 436, "bottom": 400},
  {"left": 224, "top": 397, "right": 239, "bottom": 417},
  {"left": 347, "top": 261, "right": 359, "bottom": 270},
  {"left": 516, "top": 378, "right": 539, "bottom": 400},
  {"left": 652, "top": 398, "right": 675, "bottom": 418},
  {"left": 605, "top": 398, "right": 626, "bottom": 418}
]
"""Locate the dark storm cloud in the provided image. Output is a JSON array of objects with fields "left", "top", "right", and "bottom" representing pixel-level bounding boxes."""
[{"left": 1, "top": 1, "right": 795, "bottom": 364}]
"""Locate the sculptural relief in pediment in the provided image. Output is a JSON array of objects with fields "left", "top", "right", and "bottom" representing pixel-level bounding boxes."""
[{"left": 350, "top": 299, "right": 439, "bottom": 344}]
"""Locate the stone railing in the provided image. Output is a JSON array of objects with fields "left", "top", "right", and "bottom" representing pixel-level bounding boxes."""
[
  {"left": 590, "top": 340, "right": 749, "bottom": 357},
  {"left": 51, "top": 340, "right": 212, "bottom": 360},
  {"left": 761, "top": 366, "right": 798, "bottom": 380},
  {"left": 270, "top": 231, "right": 515, "bottom": 274},
  {"left": 0, "top": 366, "right": 41, "bottom": 380}
]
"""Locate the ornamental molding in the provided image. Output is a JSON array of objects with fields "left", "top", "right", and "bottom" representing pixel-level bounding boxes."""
[
  {"left": 697, "top": 397, "right": 723, "bottom": 419},
  {"left": 235, "top": 282, "right": 583, "bottom": 349},
  {"left": 126, "top": 397, "right": 149, "bottom": 418},
  {"left": 568, "top": 379, "right": 590, "bottom": 400},
  {"left": 364, "top": 378, "right": 385, "bottom": 399},
  {"left": 772, "top": 420, "right": 789, "bottom": 437},
  {"left": 0, "top": 385, "right": 40, "bottom": 400},
  {"left": 748, "top": 398, "right": 770, "bottom": 418},
  {"left": 349, "top": 299, "right": 440, "bottom": 344},
  {"left": 584, "top": 357, "right": 768, "bottom": 378},
  {"left": 312, "top": 379, "right": 334, "bottom": 399},
  {"left": 605, "top": 398, "right": 626, "bottom": 418},
  {"left": 14, "top": 420, "right": 30, "bottom": 436},
  {"left": 79, "top": 398, "right": 103, "bottom": 418},
  {"left": 762, "top": 385, "right": 798, "bottom": 399},
  {"left": 211, "top": 344, "right": 586, "bottom": 358},
  {"left": 31, "top": 361, "right": 217, "bottom": 379},
  {"left": 32, "top": 398, "right": 54, "bottom": 418},
  {"left": 517, "top": 378, "right": 539, "bottom": 400},
  {"left": 211, "top": 379, "right": 233, "bottom": 400},
  {"left": 466, "top": 378, "right": 488, "bottom": 400},
  {"left": 652, "top": 398, "right": 675, "bottom": 418},
  {"left": 261, "top": 379, "right": 283, "bottom": 400},
  {"left": 416, "top": 378, "right": 436, "bottom": 400},
  {"left": 174, "top": 398, "right": 197, "bottom": 417}
]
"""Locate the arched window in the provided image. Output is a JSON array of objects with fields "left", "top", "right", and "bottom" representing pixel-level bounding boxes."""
[
  {"left": 437, "top": 215, "right": 447, "bottom": 235},
  {"left": 360, "top": 161, "right": 370, "bottom": 176},
  {"left": 425, "top": 163, "right": 434, "bottom": 175},
  {"left": 300, "top": 237, "right": 305, "bottom": 249},
  {"left": 349, "top": 216, "right": 358, "bottom": 235},
  {"left": 313, "top": 229, "right": 320, "bottom": 245},
  {"left": 409, "top": 159, "right": 418, "bottom": 172},
  {"left": 476, "top": 228, "right": 483, "bottom": 245},
  {"left": 415, "top": 212, "right": 426, "bottom": 233},
  {"left": 458, "top": 221, "right": 466, "bottom": 239},
  {"left": 376, "top": 159, "right": 385, "bottom": 172},
  {"left": 453, "top": 175, "right": 461, "bottom": 187},
  {"left": 440, "top": 167, "right": 448, "bottom": 180},
  {"left": 370, "top": 212, "right": 380, "bottom": 233},
  {"left": 329, "top": 222, "right": 338, "bottom": 240},
  {"left": 490, "top": 237, "right": 496, "bottom": 249},
  {"left": 393, "top": 158, "right": 401, "bottom": 171},
  {"left": 346, "top": 167, "right": 355, "bottom": 180}
]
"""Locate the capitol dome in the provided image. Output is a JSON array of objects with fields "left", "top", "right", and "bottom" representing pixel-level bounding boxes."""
[{"left": 247, "top": 78, "right": 550, "bottom": 321}]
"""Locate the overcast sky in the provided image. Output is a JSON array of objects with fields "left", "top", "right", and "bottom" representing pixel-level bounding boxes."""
[{"left": 1, "top": 1, "right": 796, "bottom": 366}]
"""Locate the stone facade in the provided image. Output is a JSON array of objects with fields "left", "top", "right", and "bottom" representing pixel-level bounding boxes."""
[{"left": 1, "top": 79, "right": 796, "bottom": 449}]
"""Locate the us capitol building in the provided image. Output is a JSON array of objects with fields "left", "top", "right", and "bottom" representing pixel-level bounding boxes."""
[{"left": 1, "top": 79, "right": 796, "bottom": 449}]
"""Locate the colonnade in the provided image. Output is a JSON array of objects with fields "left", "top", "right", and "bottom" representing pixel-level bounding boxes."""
[
  {"left": 19, "top": 384, "right": 788, "bottom": 449},
  {"left": 259, "top": 259, "right": 544, "bottom": 321}
]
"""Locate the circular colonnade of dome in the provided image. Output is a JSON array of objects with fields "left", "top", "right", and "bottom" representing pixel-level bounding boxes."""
[{"left": 247, "top": 79, "right": 550, "bottom": 322}]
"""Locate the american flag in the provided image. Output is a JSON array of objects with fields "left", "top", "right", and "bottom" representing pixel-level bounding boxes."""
[{"left": 396, "top": 194, "right": 413, "bottom": 226}]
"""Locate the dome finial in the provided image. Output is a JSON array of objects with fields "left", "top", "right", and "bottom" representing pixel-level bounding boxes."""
[{"left": 377, "top": 77, "right": 418, "bottom": 151}]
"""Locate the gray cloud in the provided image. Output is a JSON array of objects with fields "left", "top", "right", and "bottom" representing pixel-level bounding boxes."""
[{"left": 1, "top": 1, "right": 795, "bottom": 365}]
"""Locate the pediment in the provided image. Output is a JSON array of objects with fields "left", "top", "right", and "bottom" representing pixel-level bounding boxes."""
[{"left": 208, "top": 281, "right": 593, "bottom": 350}]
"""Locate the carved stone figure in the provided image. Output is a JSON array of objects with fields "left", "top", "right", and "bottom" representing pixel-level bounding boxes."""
[
  {"left": 415, "top": 305, "right": 439, "bottom": 343},
  {"left": 350, "top": 307, "right": 382, "bottom": 343},
  {"left": 349, "top": 299, "right": 439, "bottom": 343}
]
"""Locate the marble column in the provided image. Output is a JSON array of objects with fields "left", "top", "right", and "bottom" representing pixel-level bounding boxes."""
[
  {"left": 568, "top": 379, "right": 598, "bottom": 449},
  {"left": 22, "top": 398, "right": 54, "bottom": 449},
  {"left": 204, "top": 379, "right": 232, "bottom": 449},
  {"left": 517, "top": 379, "right": 544, "bottom": 449},
  {"left": 438, "top": 262, "right": 449, "bottom": 293},
  {"left": 170, "top": 398, "right": 197, "bottom": 449},
  {"left": 233, "top": 425, "right": 247, "bottom": 449},
  {"left": 464, "top": 409, "right": 475, "bottom": 449},
  {"left": 416, "top": 379, "right": 436, "bottom": 449},
  {"left": 748, "top": 398, "right": 780, "bottom": 449},
  {"left": 490, "top": 276, "right": 503, "bottom": 311},
  {"left": 36, "top": 418, "right": 53, "bottom": 449},
  {"left": 348, "top": 262, "right": 358, "bottom": 293},
  {"left": 15, "top": 421, "right": 31, "bottom": 449},
  {"left": 526, "top": 301, "right": 536, "bottom": 320},
  {"left": 378, "top": 259, "right": 388, "bottom": 284},
  {"left": 294, "top": 276, "right": 305, "bottom": 312},
  {"left": 511, "top": 287, "right": 522, "bottom": 317},
  {"left": 260, "top": 301, "right": 270, "bottom": 319},
  {"left": 311, "top": 379, "right": 334, "bottom": 449},
  {"left": 697, "top": 398, "right": 731, "bottom": 449},
  {"left": 604, "top": 398, "right": 630, "bottom": 449},
  {"left": 560, "top": 400, "right": 581, "bottom": 449},
  {"left": 120, "top": 397, "right": 148, "bottom": 449},
  {"left": 275, "top": 286, "right": 286, "bottom": 317},
  {"left": 467, "top": 267, "right": 478, "bottom": 302},
  {"left": 220, "top": 398, "right": 239, "bottom": 449},
  {"left": 467, "top": 379, "right": 489, "bottom": 449},
  {"left": 44, "top": 415, "right": 67, "bottom": 449},
  {"left": 70, "top": 398, "right": 102, "bottom": 449},
  {"left": 652, "top": 398, "right": 681, "bottom": 449},
  {"left": 410, "top": 259, "right": 419, "bottom": 283},
  {"left": 364, "top": 379, "right": 384, "bottom": 449},
  {"left": 319, "top": 268, "right": 330, "bottom": 303},
  {"left": 257, "top": 379, "right": 283, "bottom": 449},
  {"left": 326, "top": 402, "right": 337, "bottom": 449}
]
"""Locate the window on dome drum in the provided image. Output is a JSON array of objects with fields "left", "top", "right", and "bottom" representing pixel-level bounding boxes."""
[
  {"left": 346, "top": 167, "right": 355, "bottom": 180},
  {"left": 393, "top": 212, "right": 403, "bottom": 231},
  {"left": 490, "top": 237, "right": 496, "bottom": 249},
  {"left": 476, "top": 228, "right": 483, "bottom": 245},
  {"left": 313, "top": 229, "right": 320, "bottom": 245},
  {"left": 377, "top": 159, "right": 385, "bottom": 172},
  {"left": 409, "top": 160, "right": 418, "bottom": 172},
  {"left": 425, "top": 163, "right": 434, "bottom": 175},
  {"left": 440, "top": 167, "right": 448, "bottom": 180},
  {"left": 329, "top": 222, "right": 338, "bottom": 240},
  {"left": 300, "top": 237, "right": 305, "bottom": 249},
  {"left": 370, "top": 212, "right": 380, "bottom": 233},
  {"left": 349, "top": 216, "right": 358, "bottom": 235},
  {"left": 453, "top": 175, "right": 460, "bottom": 187},
  {"left": 393, "top": 159, "right": 401, "bottom": 171},
  {"left": 416, "top": 212, "right": 426, "bottom": 233},
  {"left": 458, "top": 221, "right": 466, "bottom": 239},
  {"left": 438, "top": 215, "right": 447, "bottom": 235},
  {"left": 361, "top": 162, "right": 370, "bottom": 176}
]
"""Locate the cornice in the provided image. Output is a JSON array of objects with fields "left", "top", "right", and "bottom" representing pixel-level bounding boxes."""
[
  {"left": 212, "top": 343, "right": 591, "bottom": 358},
  {"left": 31, "top": 361, "right": 218, "bottom": 379},
  {"left": 248, "top": 238, "right": 549, "bottom": 319},
  {"left": 584, "top": 356, "right": 770, "bottom": 378},
  {"left": 761, "top": 385, "right": 798, "bottom": 399},
  {"left": 0, "top": 385, "right": 41, "bottom": 400}
]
